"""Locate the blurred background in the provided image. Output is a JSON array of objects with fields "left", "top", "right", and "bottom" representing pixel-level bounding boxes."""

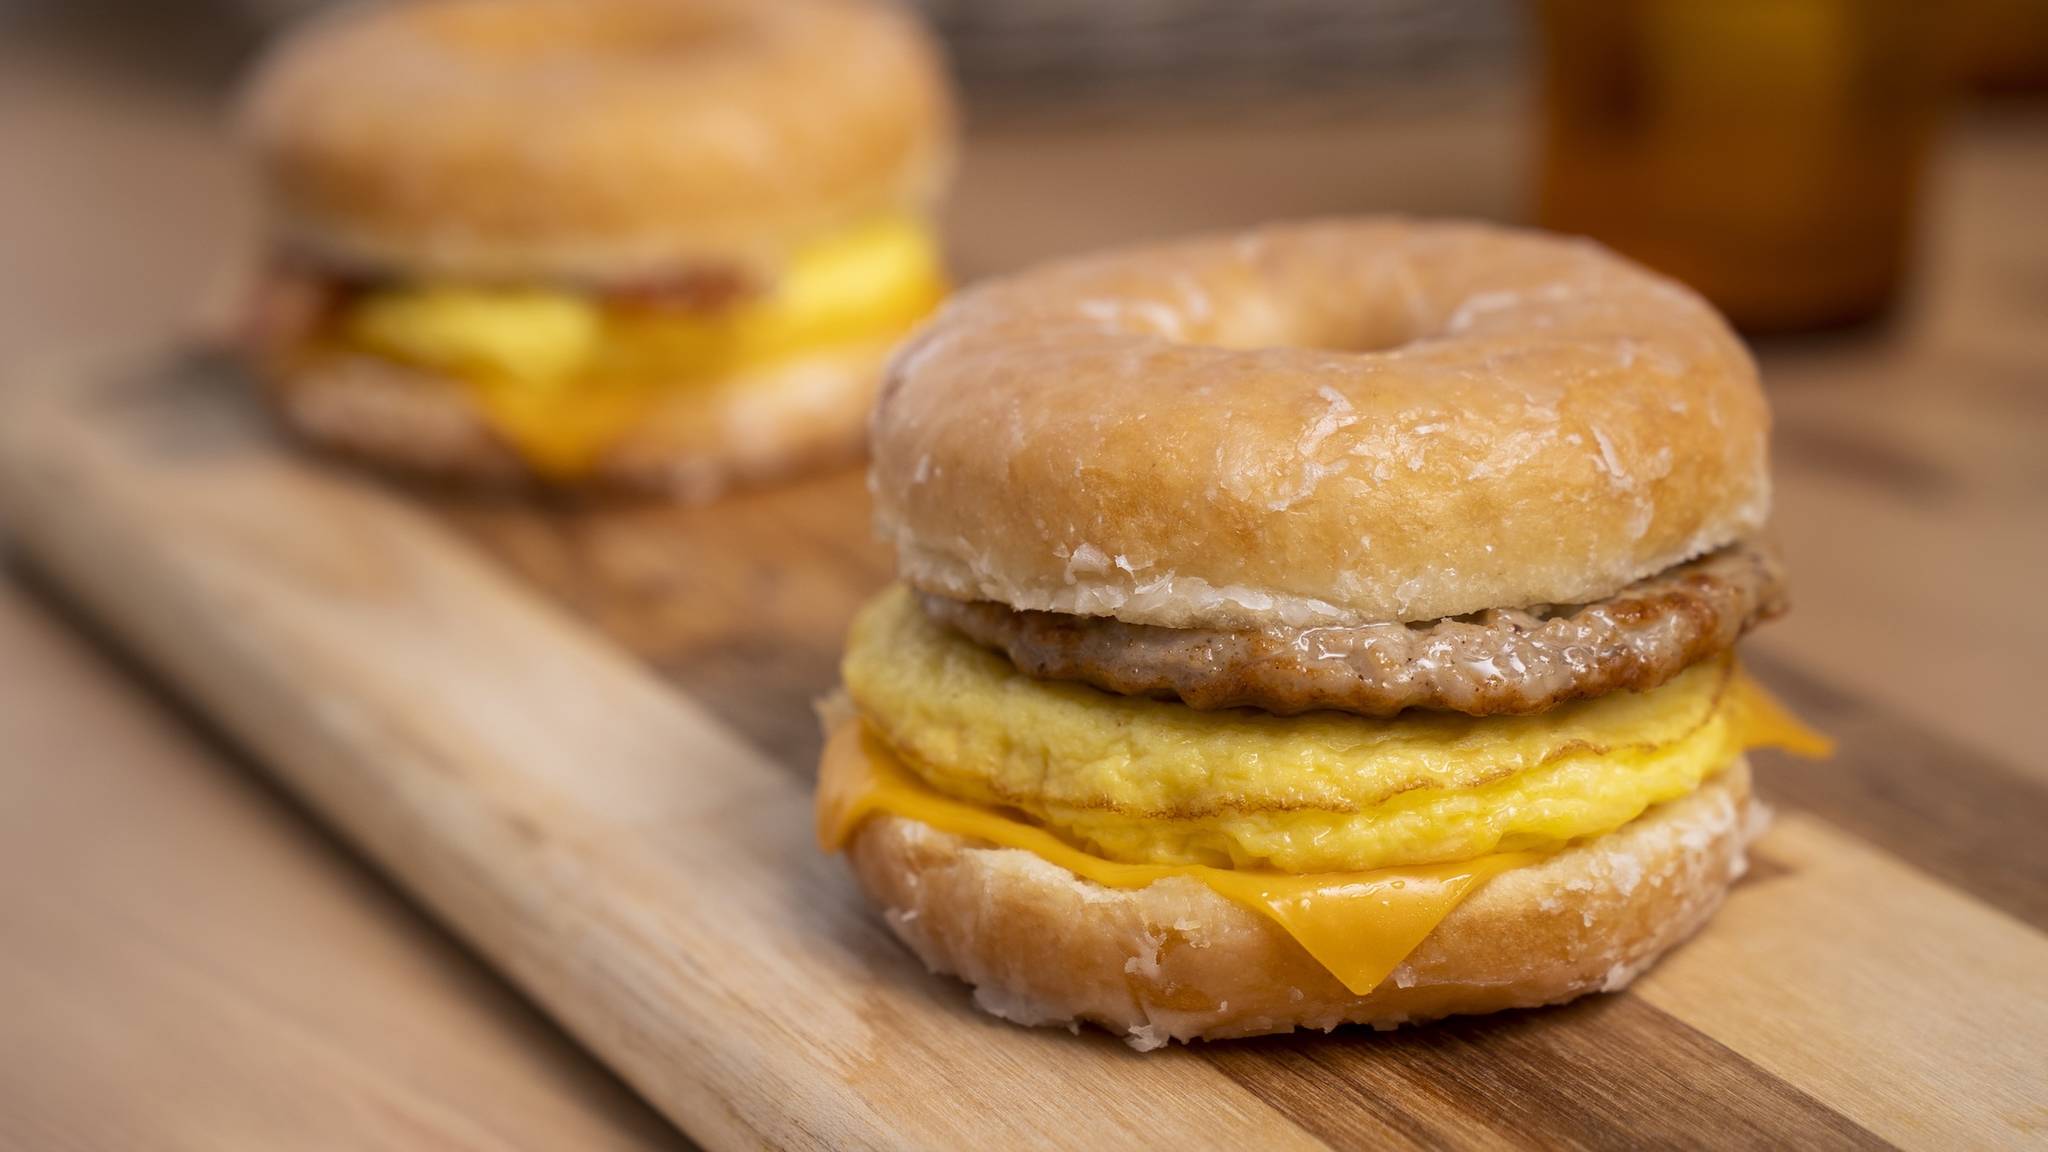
[{"left": 5, "top": 0, "right": 2046, "bottom": 347}]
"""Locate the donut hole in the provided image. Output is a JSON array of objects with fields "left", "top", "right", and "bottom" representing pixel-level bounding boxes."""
[
  {"left": 1121, "top": 263, "right": 1438, "bottom": 355},
  {"left": 1196, "top": 296, "right": 1427, "bottom": 356},
  {"left": 1278, "top": 308, "right": 1428, "bottom": 355},
  {"left": 419, "top": 1, "right": 741, "bottom": 62}
]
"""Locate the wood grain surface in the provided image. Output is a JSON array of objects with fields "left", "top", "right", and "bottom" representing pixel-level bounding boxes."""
[
  {"left": 0, "top": 574, "right": 691, "bottom": 1152},
  {"left": 3, "top": 347, "right": 2044, "bottom": 1151}
]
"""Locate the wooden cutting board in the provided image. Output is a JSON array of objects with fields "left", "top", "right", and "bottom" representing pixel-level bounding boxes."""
[{"left": 3, "top": 347, "right": 2044, "bottom": 1151}]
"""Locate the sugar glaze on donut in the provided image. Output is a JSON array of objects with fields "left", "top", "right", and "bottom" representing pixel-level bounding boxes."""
[{"left": 872, "top": 219, "right": 1770, "bottom": 629}]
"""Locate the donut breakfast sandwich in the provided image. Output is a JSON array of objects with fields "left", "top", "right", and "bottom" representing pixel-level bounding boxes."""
[
  {"left": 239, "top": 0, "right": 954, "bottom": 497},
  {"left": 819, "top": 219, "right": 1829, "bottom": 1048}
]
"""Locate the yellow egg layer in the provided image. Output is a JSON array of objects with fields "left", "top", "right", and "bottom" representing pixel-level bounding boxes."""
[
  {"left": 843, "top": 585, "right": 1829, "bottom": 873},
  {"left": 333, "top": 215, "right": 946, "bottom": 475}
]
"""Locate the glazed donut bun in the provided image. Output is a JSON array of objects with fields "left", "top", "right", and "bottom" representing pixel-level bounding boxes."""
[
  {"left": 826, "top": 217, "right": 1822, "bottom": 1047},
  {"left": 874, "top": 218, "right": 1769, "bottom": 628},
  {"left": 848, "top": 759, "right": 1760, "bottom": 1049},
  {"left": 243, "top": 0, "right": 953, "bottom": 285},
  {"left": 239, "top": 0, "right": 955, "bottom": 496}
]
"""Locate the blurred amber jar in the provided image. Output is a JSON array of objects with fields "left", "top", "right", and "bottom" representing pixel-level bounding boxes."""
[{"left": 1537, "top": 0, "right": 1945, "bottom": 332}]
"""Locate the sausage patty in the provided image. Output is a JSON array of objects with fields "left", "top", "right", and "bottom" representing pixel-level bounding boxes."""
[{"left": 921, "top": 540, "right": 1785, "bottom": 717}]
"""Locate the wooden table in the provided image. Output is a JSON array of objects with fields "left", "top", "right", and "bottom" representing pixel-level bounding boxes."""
[{"left": 5, "top": 36, "right": 2046, "bottom": 1150}]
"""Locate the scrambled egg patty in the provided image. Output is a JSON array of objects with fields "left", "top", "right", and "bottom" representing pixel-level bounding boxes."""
[{"left": 844, "top": 585, "right": 1800, "bottom": 872}]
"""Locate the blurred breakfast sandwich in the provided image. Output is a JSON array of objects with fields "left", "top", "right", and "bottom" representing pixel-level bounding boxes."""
[
  {"left": 820, "top": 218, "right": 1830, "bottom": 1048},
  {"left": 238, "top": 0, "right": 954, "bottom": 497}
]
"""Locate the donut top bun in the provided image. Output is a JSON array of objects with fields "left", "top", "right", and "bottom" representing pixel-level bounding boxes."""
[
  {"left": 872, "top": 219, "right": 1770, "bottom": 630},
  {"left": 241, "top": 0, "right": 954, "bottom": 286}
]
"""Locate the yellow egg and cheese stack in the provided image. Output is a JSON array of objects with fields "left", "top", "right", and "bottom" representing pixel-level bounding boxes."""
[
  {"left": 337, "top": 217, "right": 945, "bottom": 478},
  {"left": 821, "top": 218, "right": 1830, "bottom": 1048},
  {"left": 822, "top": 588, "right": 1825, "bottom": 1005}
]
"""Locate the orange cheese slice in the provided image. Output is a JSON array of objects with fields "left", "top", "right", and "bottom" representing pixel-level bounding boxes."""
[{"left": 463, "top": 378, "right": 669, "bottom": 479}]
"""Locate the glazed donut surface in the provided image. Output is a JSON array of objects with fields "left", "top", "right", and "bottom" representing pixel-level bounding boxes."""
[
  {"left": 242, "top": 0, "right": 954, "bottom": 285},
  {"left": 873, "top": 219, "right": 1770, "bottom": 629}
]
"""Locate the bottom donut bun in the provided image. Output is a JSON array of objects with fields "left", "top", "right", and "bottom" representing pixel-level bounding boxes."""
[
  {"left": 845, "top": 757, "right": 1762, "bottom": 1049},
  {"left": 269, "top": 338, "right": 893, "bottom": 500}
]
